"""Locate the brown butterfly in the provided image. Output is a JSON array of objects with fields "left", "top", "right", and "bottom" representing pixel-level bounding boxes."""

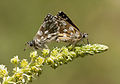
[
  {"left": 55, "top": 11, "right": 88, "bottom": 45},
  {"left": 25, "top": 11, "right": 88, "bottom": 50},
  {"left": 25, "top": 13, "right": 59, "bottom": 50}
]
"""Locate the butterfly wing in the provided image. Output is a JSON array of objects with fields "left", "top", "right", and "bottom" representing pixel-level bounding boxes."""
[
  {"left": 57, "top": 11, "right": 80, "bottom": 31},
  {"left": 56, "top": 11, "right": 82, "bottom": 42},
  {"left": 27, "top": 11, "right": 87, "bottom": 50},
  {"left": 33, "top": 14, "right": 59, "bottom": 49}
]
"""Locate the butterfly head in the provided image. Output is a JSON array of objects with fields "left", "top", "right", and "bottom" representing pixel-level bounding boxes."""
[
  {"left": 27, "top": 40, "right": 35, "bottom": 47},
  {"left": 24, "top": 40, "right": 35, "bottom": 51},
  {"left": 82, "top": 33, "right": 88, "bottom": 38}
]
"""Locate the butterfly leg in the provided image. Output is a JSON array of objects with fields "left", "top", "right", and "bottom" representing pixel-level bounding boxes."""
[
  {"left": 66, "top": 40, "right": 78, "bottom": 48},
  {"left": 73, "top": 39, "right": 85, "bottom": 47},
  {"left": 82, "top": 38, "right": 89, "bottom": 44},
  {"left": 40, "top": 44, "right": 50, "bottom": 50},
  {"left": 44, "top": 44, "right": 49, "bottom": 49},
  {"left": 82, "top": 39, "right": 85, "bottom": 44},
  {"left": 87, "top": 38, "right": 89, "bottom": 44},
  {"left": 66, "top": 43, "right": 72, "bottom": 47}
]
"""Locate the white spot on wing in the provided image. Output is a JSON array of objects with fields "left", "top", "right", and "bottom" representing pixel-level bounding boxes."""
[
  {"left": 45, "top": 30, "right": 48, "bottom": 34},
  {"left": 75, "top": 32, "right": 80, "bottom": 38},
  {"left": 63, "top": 34, "right": 67, "bottom": 37},
  {"left": 63, "top": 29, "right": 67, "bottom": 32},
  {"left": 37, "top": 31, "right": 43, "bottom": 36},
  {"left": 42, "top": 22, "right": 46, "bottom": 28},
  {"left": 47, "top": 34, "right": 51, "bottom": 38},
  {"left": 61, "top": 21, "right": 66, "bottom": 26},
  {"left": 69, "top": 26, "right": 74, "bottom": 31},
  {"left": 36, "top": 39, "right": 40, "bottom": 42},
  {"left": 56, "top": 39, "right": 60, "bottom": 42},
  {"left": 57, "top": 26, "right": 60, "bottom": 31},
  {"left": 52, "top": 32, "right": 57, "bottom": 35},
  {"left": 70, "top": 32, "right": 73, "bottom": 35},
  {"left": 41, "top": 36, "right": 44, "bottom": 39}
]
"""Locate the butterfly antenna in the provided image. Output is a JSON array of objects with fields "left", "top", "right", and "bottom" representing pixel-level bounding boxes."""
[
  {"left": 87, "top": 38, "right": 89, "bottom": 44},
  {"left": 24, "top": 42, "right": 29, "bottom": 51},
  {"left": 24, "top": 42, "right": 27, "bottom": 51}
]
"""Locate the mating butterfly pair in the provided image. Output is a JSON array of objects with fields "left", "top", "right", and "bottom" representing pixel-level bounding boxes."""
[{"left": 25, "top": 11, "right": 88, "bottom": 50}]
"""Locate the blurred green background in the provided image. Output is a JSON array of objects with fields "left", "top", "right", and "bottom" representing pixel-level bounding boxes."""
[{"left": 0, "top": 0, "right": 120, "bottom": 84}]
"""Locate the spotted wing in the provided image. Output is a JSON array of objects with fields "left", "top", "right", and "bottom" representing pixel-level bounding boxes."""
[
  {"left": 33, "top": 14, "right": 59, "bottom": 44},
  {"left": 56, "top": 11, "right": 82, "bottom": 42}
]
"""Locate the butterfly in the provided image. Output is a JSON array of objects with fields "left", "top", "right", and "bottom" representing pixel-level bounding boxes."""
[
  {"left": 25, "top": 11, "right": 88, "bottom": 50},
  {"left": 55, "top": 11, "right": 88, "bottom": 45},
  {"left": 25, "top": 13, "right": 59, "bottom": 50}
]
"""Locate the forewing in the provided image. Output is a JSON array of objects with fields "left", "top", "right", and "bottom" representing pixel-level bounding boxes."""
[
  {"left": 56, "top": 12, "right": 82, "bottom": 42},
  {"left": 57, "top": 11, "right": 80, "bottom": 31},
  {"left": 33, "top": 14, "right": 59, "bottom": 43}
]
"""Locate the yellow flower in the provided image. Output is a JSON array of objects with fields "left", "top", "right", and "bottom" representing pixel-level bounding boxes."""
[
  {"left": 37, "top": 56, "right": 45, "bottom": 65},
  {"left": 0, "top": 65, "right": 8, "bottom": 78},
  {"left": 42, "top": 49, "right": 49, "bottom": 57},
  {"left": 20, "top": 59, "right": 28, "bottom": 68},
  {"left": 11, "top": 56, "right": 20, "bottom": 64}
]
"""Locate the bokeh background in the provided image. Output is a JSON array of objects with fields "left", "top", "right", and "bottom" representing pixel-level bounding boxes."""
[{"left": 0, "top": 0, "right": 120, "bottom": 84}]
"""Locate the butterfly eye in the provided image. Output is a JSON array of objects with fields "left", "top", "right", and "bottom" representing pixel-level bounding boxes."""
[
  {"left": 27, "top": 40, "right": 35, "bottom": 47},
  {"left": 30, "top": 42, "right": 33, "bottom": 46}
]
